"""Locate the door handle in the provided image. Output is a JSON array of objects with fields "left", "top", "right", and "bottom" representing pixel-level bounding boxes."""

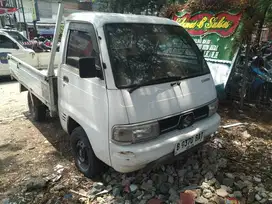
[{"left": 63, "top": 76, "right": 69, "bottom": 83}]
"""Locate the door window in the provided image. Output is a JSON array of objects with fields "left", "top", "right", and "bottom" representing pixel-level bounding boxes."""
[
  {"left": 0, "top": 35, "right": 19, "bottom": 49},
  {"left": 66, "top": 23, "right": 100, "bottom": 69}
]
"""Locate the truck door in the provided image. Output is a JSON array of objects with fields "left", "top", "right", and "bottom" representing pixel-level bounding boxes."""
[{"left": 58, "top": 22, "right": 110, "bottom": 165}]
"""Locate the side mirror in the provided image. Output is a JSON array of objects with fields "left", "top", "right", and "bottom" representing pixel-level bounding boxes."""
[{"left": 79, "top": 57, "right": 98, "bottom": 78}]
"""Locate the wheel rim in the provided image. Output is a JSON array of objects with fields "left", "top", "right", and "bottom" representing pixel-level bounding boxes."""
[{"left": 76, "top": 140, "right": 89, "bottom": 171}]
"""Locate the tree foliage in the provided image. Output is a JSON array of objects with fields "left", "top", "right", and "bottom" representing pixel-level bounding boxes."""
[
  {"left": 93, "top": 0, "right": 271, "bottom": 43},
  {"left": 264, "top": 1, "right": 272, "bottom": 25},
  {"left": 93, "top": 0, "right": 185, "bottom": 15},
  {"left": 107, "top": 0, "right": 164, "bottom": 14}
]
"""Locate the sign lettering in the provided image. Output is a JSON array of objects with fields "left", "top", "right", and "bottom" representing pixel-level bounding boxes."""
[{"left": 173, "top": 12, "right": 242, "bottom": 37}]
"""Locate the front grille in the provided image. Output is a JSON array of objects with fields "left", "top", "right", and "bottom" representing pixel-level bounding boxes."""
[
  {"left": 159, "top": 105, "right": 209, "bottom": 134},
  {"left": 159, "top": 115, "right": 180, "bottom": 133},
  {"left": 193, "top": 105, "right": 209, "bottom": 120}
]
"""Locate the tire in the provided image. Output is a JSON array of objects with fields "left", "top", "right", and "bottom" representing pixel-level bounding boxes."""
[
  {"left": 71, "top": 127, "right": 105, "bottom": 178},
  {"left": 27, "top": 92, "right": 47, "bottom": 122}
]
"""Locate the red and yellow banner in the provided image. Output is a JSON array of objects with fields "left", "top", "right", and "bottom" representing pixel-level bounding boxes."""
[{"left": 173, "top": 12, "right": 242, "bottom": 37}]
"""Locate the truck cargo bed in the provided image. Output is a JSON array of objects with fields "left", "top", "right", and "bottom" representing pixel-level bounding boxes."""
[{"left": 8, "top": 54, "right": 58, "bottom": 111}]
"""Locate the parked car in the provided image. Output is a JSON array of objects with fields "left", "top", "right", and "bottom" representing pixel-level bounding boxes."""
[{"left": 0, "top": 29, "right": 35, "bottom": 76}]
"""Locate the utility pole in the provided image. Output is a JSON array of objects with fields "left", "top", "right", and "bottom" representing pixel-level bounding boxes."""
[
  {"left": 16, "top": 0, "right": 21, "bottom": 30},
  {"left": 19, "top": 0, "right": 28, "bottom": 38},
  {"left": 32, "top": 0, "right": 39, "bottom": 37}
]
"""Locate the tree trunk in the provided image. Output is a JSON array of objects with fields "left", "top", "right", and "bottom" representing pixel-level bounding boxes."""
[
  {"left": 255, "top": 6, "right": 269, "bottom": 45},
  {"left": 240, "top": 39, "right": 251, "bottom": 109}
]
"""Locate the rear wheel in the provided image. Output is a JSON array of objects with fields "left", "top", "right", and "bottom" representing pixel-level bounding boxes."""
[
  {"left": 27, "top": 92, "right": 47, "bottom": 122},
  {"left": 71, "top": 127, "right": 105, "bottom": 178}
]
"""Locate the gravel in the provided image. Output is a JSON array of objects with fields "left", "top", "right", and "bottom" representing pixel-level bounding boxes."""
[
  {"left": 216, "top": 188, "right": 229, "bottom": 197},
  {"left": 168, "top": 175, "right": 174, "bottom": 184},
  {"left": 234, "top": 180, "right": 247, "bottom": 190},
  {"left": 255, "top": 194, "right": 262, "bottom": 201},
  {"left": 202, "top": 189, "right": 213, "bottom": 199},
  {"left": 5, "top": 141, "right": 271, "bottom": 204},
  {"left": 195, "top": 196, "right": 209, "bottom": 204},
  {"left": 253, "top": 176, "right": 262, "bottom": 183},
  {"left": 130, "top": 184, "right": 138, "bottom": 192},
  {"left": 233, "top": 191, "right": 242, "bottom": 198},
  {"left": 222, "top": 178, "right": 234, "bottom": 187}
]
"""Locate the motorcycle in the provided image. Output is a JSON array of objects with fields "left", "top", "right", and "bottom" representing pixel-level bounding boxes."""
[
  {"left": 226, "top": 53, "right": 272, "bottom": 107},
  {"left": 247, "top": 55, "right": 272, "bottom": 105},
  {"left": 32, "top": 37, "right": 60, "bottom": 52},
  {"left": 260, "top": 41, "right": 272, "bottom": 55}
]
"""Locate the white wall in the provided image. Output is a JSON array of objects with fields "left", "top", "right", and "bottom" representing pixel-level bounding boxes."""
[
  {"left": 16, "top": 0, "right": 78, "bottom": 23},
  {"left": 16, "top": 0, "right": 33, "bottom": 23}
]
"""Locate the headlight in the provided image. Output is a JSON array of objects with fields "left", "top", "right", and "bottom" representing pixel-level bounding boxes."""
[
  {"left": 208, "top": 99, "right": 218, "bottom": 117},
  {"left": 112, "top": 122, "right": 160, "bottom": 144}
]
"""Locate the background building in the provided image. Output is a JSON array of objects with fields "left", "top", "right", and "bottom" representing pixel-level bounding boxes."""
[{"left": 14, "top": 0, "right": 92, "bottom": 39}]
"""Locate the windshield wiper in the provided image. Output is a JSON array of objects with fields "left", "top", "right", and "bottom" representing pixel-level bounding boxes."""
[{"left": 128, "top": 76, "right": 182, "bottom": 93}]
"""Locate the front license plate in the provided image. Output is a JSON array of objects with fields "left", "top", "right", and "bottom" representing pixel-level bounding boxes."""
[{"left": 174, "top": 132, "right": 204, "bottom": 156}]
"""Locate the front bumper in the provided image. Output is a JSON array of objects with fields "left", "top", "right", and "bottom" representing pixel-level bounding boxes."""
[{"left": 110, "top": 113, "right": 220, "bottom": 173}]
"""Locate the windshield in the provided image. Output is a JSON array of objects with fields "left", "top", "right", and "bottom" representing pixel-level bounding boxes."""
[
  {"left": 6, "top": 31, "right": 29, "bottom": 43},
  {"left": 104, "top": 23, "right": 210, "bottom": 88}
]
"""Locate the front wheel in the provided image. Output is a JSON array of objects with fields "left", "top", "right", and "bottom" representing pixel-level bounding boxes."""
[{"left": 71, "top": 127, "right": 106, "bottom": 178}]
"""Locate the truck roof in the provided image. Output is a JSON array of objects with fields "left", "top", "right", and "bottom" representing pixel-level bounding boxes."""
[{"left": 66, "top": 12, "right": 178, "bottom": 28}]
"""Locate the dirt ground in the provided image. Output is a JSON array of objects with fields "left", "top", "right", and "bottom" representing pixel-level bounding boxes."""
[
  {"left": 0, "top": 77, "right": 271, "bottom": 204},
  {"left": 0, "top": 78, "right": 78, "bottom": 202}
]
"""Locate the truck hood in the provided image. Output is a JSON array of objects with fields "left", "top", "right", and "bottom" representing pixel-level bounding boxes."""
[{"left": 121, "top": 74, "right": 216, "bottom": 123}]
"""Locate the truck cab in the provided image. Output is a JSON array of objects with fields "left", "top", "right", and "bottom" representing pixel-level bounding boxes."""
[{"left": 8, "top": 9, "right": 220, "bottom": 178}]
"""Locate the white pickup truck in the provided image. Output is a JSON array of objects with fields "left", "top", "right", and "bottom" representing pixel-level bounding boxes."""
[{"left": 9, "top": 4, "right": 220, "bottom": 178}]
